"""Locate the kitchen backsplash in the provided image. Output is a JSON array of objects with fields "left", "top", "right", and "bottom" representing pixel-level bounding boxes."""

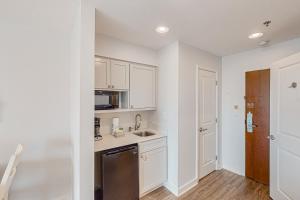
[{"left": 95, "top": 111, "right": 154, "bottom": 135}]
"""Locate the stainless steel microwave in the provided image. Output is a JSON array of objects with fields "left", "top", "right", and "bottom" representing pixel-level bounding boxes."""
[{"left": 95, "top": 90, "right": 120, "bottom": 110}]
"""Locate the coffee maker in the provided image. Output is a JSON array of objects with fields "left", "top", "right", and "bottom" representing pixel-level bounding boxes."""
[{"left": 94, "top": 117, "right": 102, "bottom": 141}]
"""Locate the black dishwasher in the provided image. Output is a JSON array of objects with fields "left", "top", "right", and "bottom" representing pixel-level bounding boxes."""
[{"left": 95, "top": 144, "right": 139, "bottom": 200}]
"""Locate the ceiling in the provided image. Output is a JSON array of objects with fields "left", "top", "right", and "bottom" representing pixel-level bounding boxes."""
[{"left": 95, "top": 0, "right": 300, "bottom": 56}]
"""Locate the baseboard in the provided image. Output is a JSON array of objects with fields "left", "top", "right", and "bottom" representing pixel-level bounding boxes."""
[
  {"left": 222, "top": 166, "right": 244, "bottom": 176},
  {"left": 164, "top": 179, "right": 198, "bottom": 197},
  {"left": 165, "top": 169, "right": 244, "bottom": 198},
  {"left": 164, "top": 181, "right": 179, "bottom": 196},
  {"left": 178, "top": 178, "right": 198, "bottom": 196},
  {"left": 140, "top": 184, "right": 164, "bottom": 198},
  {"left": 217, "top": 162, "right": 223, "bottom": 170}
]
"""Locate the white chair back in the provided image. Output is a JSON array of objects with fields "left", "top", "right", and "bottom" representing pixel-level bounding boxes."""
[{"left": 0, "top": 144, "right": 23, "bottom": 200}]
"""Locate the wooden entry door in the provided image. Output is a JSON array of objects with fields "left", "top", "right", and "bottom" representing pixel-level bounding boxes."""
[{"left": 245, "top": 69, "right": 270, "bottom": 185}]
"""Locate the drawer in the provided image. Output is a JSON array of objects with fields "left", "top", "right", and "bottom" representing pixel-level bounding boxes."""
[{"left": 139, "top": 137, "right": 167, "bottom": 153}]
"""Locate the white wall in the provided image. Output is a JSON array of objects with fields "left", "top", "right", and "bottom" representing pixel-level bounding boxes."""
[
  {"left": 222, "top": 37, "right": 300, "bottom": 175},
  {"left": 0, "top": 0, "right": 77, "bottom": 199},
  {"left": 70, "top": 0, "right": 95, "bottom": 199},
  {"left": 151, "top": 42, "right": 180, "bottom": 194},
  {"left": 95, "top": 34, "right": 158, "bottom": 66},
  {"left": 152, "top": 41, "right": 222, "bottom": 195},
  {"left": 178, "top": 43, "right": 222, "bottom": 192}
]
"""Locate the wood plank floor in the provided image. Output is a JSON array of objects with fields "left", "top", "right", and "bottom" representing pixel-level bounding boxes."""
[{"left": 141, "top": 170, "right": 270, "bottom": 200}]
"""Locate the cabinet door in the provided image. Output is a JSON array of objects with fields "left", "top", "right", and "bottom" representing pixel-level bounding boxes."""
[
  {"left": 95, "top": 57, "right": 110, "bottom": 89},
  {"left": 139, "top": 147, "right": 167, "bottom": 195},
  {"left": 130, "top": 64, "right": 156, "bottom": 109},
  {"left": 110, "top": 60, "right": 129, "bottom": 90}
]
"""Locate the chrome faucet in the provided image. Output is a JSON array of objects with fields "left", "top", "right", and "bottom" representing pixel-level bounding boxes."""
[{"left": 134, "top": 114, "right": 142, "bottom": 130}]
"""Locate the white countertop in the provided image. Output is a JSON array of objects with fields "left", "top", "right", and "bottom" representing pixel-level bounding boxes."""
[{"left": 94, "top": 129, "right": 166, "bottom": 152}]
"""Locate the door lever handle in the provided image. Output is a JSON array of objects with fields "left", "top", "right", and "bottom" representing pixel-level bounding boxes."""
[
  {"left": 252, "top": 124, "right": 258, "bottom": 128},
  {"left": 199, "top": 127, "right": 208, "bottom": 132}
]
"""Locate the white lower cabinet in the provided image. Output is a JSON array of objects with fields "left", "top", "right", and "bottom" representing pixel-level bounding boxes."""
[{"left": 139, "top": 138, "right": 167, "bottom": 197}]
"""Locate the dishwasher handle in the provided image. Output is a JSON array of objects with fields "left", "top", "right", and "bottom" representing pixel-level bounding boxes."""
[{"left": 103, "top": 145, "right": 138, "bottom": 156}]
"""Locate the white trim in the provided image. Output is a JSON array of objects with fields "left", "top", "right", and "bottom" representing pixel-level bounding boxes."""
[
  {"left": 195, "top": 65, "right": 199, "bottom": 180},
  {"left": 195, "top": 65, "right": 219, "bottom": 180},
  {"left": 222, "top": 166, "right": 244, "bottom": 176},
  {"left": 178, "top": 178, "right": 198, "bottom": 196},
  {"left": 269, "top": 52, "right": 300, "bottom": 200},
  {"left": 140, "top": 183, "right": 164, "bottom": 198},
  {"left": 271, "top": 52, "right": 300, "bottom": 69},
  {"left": 94, "top": 54, "right": 158, "bottom": 68},
  {"left": 94, "top": 107, "right": 156, "bottom": 114},
  {"left": 164, "top": 181, "right": 179, "bottom": 196},
  {"left": 164, "top": 178, "right": 198, "bottom": 197},
  {"left": 217, "top": 165, "right": 223, "bottom": 170}
]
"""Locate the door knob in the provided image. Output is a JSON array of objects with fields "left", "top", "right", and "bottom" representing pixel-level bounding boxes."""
[
  {"left": 199, "top": 127, "right": 208, "bottom": 132},
  {"left": 267, "top": 135, "right": 276, "bottom": 140}
]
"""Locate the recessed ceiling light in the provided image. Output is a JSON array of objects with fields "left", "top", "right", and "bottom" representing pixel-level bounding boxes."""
[
  {"left": 248, "top": 32, "right": 264, "bottom": 39},
  {"left": 155, "top": 26, "right": 169, "bottom": 34}
]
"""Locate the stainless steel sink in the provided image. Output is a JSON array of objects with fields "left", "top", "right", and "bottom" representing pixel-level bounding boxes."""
[{"left": 133, "top": 131, "right": 155, "bottom": 137}]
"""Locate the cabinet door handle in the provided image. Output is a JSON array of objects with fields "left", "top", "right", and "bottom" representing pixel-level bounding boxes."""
[
  {"left": 131, "top": 105, "right": 134, "bottom": 109},
  {"left": 108, "top": 85, "right": 111, "bottom": 88},
  {"left": 111, "top": 85, "right": 114, "bottom": 89}
]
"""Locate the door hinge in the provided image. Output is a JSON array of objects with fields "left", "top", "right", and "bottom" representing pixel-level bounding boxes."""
[
  {"left": 216, "top": 118, "right": 218, "bottom": 123},
  {"left": 216, "top": 155, "right": 218, "bottom": 160},
  {"left": 216, "top": 81, "right": 218, "bottom": 86}
]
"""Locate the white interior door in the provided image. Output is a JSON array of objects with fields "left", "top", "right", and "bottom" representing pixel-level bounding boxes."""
[
  {"left": 270, "top": 53, "right": 300, "bottom": 200},
  {"left": 198, "top": 68, "right": 217, "bottom": 179}
]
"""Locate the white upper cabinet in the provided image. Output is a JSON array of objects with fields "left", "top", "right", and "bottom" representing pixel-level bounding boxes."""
[
  {"left": 110, "top": 60, "right": 129, "bottom": 90},
  {"left": 95, "top": 56, "right": 157, "bottom": 111},
  {"left": 95, "top": 57, "right": 110, "bottom": 89},
  {"left": 130, "top": 64, "right": 156, "bottom": 109},
  {"left": 95, "top": 57, "right": 129, "bottom": 90}
]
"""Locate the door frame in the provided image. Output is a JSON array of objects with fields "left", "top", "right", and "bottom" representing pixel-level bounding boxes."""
[
  {"left": 195, "top": 65, "right": 219, "bottom": 180},
  {"left": 270, "top": 52, "right": 300, "bottom": 199}
]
